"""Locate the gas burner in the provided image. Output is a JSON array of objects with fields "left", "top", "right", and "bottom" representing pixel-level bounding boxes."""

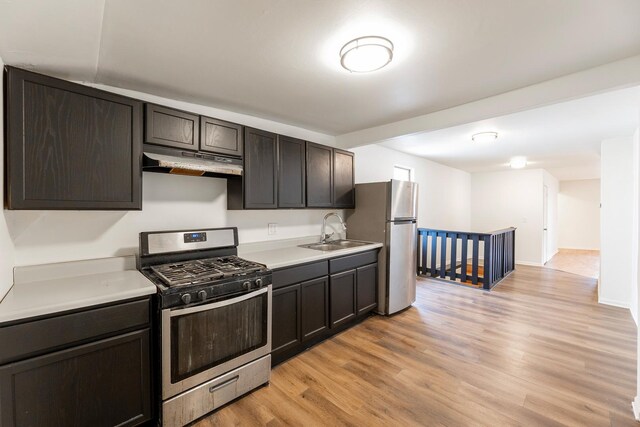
[{"left": 150, "top": 255, "right": 265, "bottom": 287}]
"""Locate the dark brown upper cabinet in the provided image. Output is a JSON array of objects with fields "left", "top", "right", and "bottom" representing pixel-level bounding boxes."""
[
  {"left": 278, "top": 136, "right": 306, "bottom": 208},
  {"left": 199, "top": 116, "right": 243, "bottom": 158},
  {"left": 306, "top": 142, "right": 333, "bottom": 208},
  {"left": 242, "top": 127, "right": 278, "bottom": 209},
  {"left": 4, "top": 66, "right": 142, "bottom": 210},
  {"left": 333, "top": 148, "right": 355, "bottom": 208},
  {"left": 144, "top": 103, "right": 199, "bottom": 151}
]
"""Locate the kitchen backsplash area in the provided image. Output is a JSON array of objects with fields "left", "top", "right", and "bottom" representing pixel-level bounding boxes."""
[{"left": 5, "top": 172, "right": 346, "bottom": 271}]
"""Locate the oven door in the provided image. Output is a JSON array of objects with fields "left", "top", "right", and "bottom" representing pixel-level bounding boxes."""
[{"left": 162, "top": 285, "right": 272, "bottom": 399}]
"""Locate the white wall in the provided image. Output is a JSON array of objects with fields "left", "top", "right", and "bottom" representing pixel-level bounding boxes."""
[
  {"left": 0, "top": 54, "right": 16, "bottom": 299},
  {"left": 351, "top": 144, "right": 471, "bottom": 231},
  {"left": 632, "top": 129, "right": 640, "bottom": 325},
  {"left": 600, "top": 137, "right": 635, "bottom": 309},
  {"left": 470, "top": 169, "right": 546, "bottom": 266},
  {"left": 558, "top": 179, "right": 601, "bottom": 250},
  {"left": 0, "top": 78, "right": 344, "bottom": 299},
  {"left": 543, "top": 171, "right": 559, "bottom": 263},
  {"left": 5, "top": 174, "right": 345, "bottom": 267},
  {"left": 634, "top": 126, "right": 640, "bottom": 420}
]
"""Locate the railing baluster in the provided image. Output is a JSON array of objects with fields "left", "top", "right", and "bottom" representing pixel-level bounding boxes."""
[
  {"left": 439, "top": 232, "right": 447, "bottom": 278},
  {"left": 421, "top": 230, "right": 428, "bottom": 275},
  {"left": 430, "top": 231, "right": 437, "bottom": 277},
  {"left": 483, "top": 235, "right": 492, "bottom": 290},
  {"left": 460, "top": 234, "right": 468, "bottom": 283},
  {"left": 450, "top": 233, "right": 457, "bottom": 281},
  {"left": 471, "top": 235, "right": 479, "bottom": 285}
]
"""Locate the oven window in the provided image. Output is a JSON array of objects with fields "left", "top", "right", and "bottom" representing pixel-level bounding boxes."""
[{"left": 170, "top": 292, "right": 268, "bottom": 383}]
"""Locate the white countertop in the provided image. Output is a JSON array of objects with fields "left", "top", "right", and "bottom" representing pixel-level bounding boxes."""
[
  {"left": 238, "top": 236, "right": 383, "bottom": 269},
  {"left": 0, "top": 256, "right": 157, "bottom": 324}
]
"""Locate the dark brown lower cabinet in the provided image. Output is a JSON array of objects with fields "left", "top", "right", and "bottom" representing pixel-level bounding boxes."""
[
  {"left": 0, "top": 329, "right": 151, "bottom": 427},
  {"left": 272, "top": 284, "right": 301, "bottom": 354},
  {"left": 329, "top": 270, "right": 357, "bottom": 328},
  {"left": 356, "top": 263, "right": 378, "bottom": 315},
  {"left": 300, "top": 277, "right": 329, "bottom": 341},
  {"left": 271, "top": 250, "right": 379, "bottom": 366}
]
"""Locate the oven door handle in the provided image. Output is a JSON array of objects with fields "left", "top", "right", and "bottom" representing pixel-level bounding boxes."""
[{"left": 168, "top": 286, "right": 270, "bottom": 317}]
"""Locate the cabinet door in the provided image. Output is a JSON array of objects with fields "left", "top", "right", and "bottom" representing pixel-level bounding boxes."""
[
  {"left": 278, "top": 136, "right": 306, "bottom": 208},
  {"left": 329, "top": 270, "right": 357, "bottom": 328},
  {"left": 244, "top": 127, "right": 278, "bottom": 209},
  {"left": 306, "top": 142, "right": 333, "bottom": 207},
  {"left": 0, "top": 330, "right": 151, "bottom": 427},
  {"left": 357, "top": 263, "right": 378, "bottom": 315},
  {"left": 271, "top": 284, "right": 301, "bottom": 354},
  {"left": 5, "top": 66, "right": 142, "bottom": 210},
  {"left": 145, "top": 103, "right": 199, "bottom": 150},
  {"left": 300, "top": 277, "right": 329, "bottom": 341},
  {"left": 200, "top": 116, "right": 243, "bottom": 157},
  {"left": 333, "top": 149, "right": 355, "bottom": 208}
]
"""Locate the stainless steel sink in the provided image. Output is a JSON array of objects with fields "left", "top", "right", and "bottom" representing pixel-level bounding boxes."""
[{"left": 299, "top": 239, "right": 371, "bottom": 251}]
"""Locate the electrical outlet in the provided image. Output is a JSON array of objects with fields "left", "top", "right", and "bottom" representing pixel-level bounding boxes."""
[{"left": 268, "top": 223, "right": 277, "bottom": 235}]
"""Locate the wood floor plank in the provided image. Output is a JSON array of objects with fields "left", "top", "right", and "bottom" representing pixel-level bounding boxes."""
[{"left": 195, "top": 265, "right": 637, "bottom": 426}]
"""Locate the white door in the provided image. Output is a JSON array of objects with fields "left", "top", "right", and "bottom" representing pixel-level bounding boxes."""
[{"left": 543, "top": 185, "right": 549, "bottom": 263}]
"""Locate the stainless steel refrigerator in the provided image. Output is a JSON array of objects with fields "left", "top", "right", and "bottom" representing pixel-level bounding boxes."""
[{"left": 346, "top": 180, "right": 418, "bottom": 315}]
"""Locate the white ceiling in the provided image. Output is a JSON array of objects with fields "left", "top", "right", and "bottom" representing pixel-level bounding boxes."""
[
  {"left": 380, "top": 86, "right": 640, "bottom": 180},
  {"left": 0, "top": 0, "right": 639, "bottom": 135}
]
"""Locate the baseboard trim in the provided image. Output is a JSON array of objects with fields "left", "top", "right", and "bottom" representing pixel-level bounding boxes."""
[
  {"left": 598, "top": 297, "right": 630, "bottom": 309},
  {"left": 632, "top": 396, "right": 640, "bottom": 420},
  {"left": 516, "top": 261, "right": 544, "bottom": 267},
  {"left": 558, "top": 247, "right": 600, "bottom": 251}
]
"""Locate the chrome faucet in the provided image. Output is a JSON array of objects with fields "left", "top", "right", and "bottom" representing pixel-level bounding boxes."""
[{"left": 321, "top": 212, "right": 347, "bottom": 243}]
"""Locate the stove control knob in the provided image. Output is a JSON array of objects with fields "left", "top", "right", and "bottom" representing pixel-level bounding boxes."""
[
  {"left": 255, "top": 278, "right": 263, "bottom": 288},
  {"left": 181, "top": 294, "right": 192, "bottom": 305},
  {"left": 243, "top": 281, "right": 251, "bottom": 290},
  {"left": 198, "top": 290, "right": 207, "bottom": 301}
]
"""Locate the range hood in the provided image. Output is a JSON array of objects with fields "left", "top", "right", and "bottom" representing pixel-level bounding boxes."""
[{"left": 143, "top": 149, "right": 242, "bottom": 178}]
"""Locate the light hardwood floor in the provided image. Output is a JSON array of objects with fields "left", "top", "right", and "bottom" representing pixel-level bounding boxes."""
[
  {"left": 545, "top": 249, "right": 600, "bottom": 279},
  {"left": 196, "top": 265, "right": 637, "bottom": 426}
]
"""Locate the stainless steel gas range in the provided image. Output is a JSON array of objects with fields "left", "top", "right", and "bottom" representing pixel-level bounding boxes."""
[{"left": 137, "top": 227, "right": 272, "bottom": 427}]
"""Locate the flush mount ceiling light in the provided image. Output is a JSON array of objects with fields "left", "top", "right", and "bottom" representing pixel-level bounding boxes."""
[
  {"left": 471, "top": 132, "right": 498, "bottom": 143},
  {"left": 510, "top": 156, "right": 527, "bottom": 169},
  {"left": 340, "top": 36, "right": 394, "bottom": 73}
]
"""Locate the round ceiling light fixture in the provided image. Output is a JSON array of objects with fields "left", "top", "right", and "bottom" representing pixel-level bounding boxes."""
[
  {"left": 510, "top": 156, "right": 527, "bottom": 169},
  {"left": 340, "top": 36, "right": 394, "bottom": 73},
  {"left": 471, "top": 132, "right": 498, "bottom": 143}
]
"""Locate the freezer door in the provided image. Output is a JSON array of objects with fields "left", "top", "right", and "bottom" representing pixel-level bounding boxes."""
[
  {"left": 389, "top": 180, "right": 418, "bottom": 220},
  {"left": 387, "top": 221, "right": 417, "bottom": 314}
]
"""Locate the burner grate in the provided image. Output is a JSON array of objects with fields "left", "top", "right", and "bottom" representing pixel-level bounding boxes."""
[{"left": 150, "top": 256, "right": 264, "bottom": 287}]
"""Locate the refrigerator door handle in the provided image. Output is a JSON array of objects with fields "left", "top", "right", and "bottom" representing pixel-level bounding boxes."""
[{"left": 390, "top": 218, "right": 417, "bottom": 223}]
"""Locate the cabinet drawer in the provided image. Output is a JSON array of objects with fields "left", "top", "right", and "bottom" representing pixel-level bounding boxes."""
[
  {"left": 330, "top": 250, "right": 378, "bottom": 274},
  {"left": 272, "top": 261, "right": 328, "bottom": 289},
  {"left": 0, "top": 298, "right": 150, "bottom": 364}
]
